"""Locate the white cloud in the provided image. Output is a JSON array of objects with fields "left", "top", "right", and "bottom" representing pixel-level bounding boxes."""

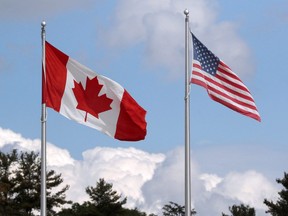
[
  {"left": 102, "top": 0, "right": 254, "bottom": 79},
  {"left": 194, "top": 171, "right": 279, "bottom": 216},
  {"left": 141, "top": 147, "right": 187, "bottom": 213},
  {"left": 61, "top": 147, "right": 165, "bottom": 207},
  {"left": 200, "top": 173, "right": 222, "bottom": 191},
  {"left": 0, "top": 127, "right": 74, "bottom": 166},
  {"left": 0, "top": 127, "right": 279, "bottom": 215},
  {"left": 140, "top": 148, "right": 279, "bottom": 215},
  {"left": 214, "top": 171, "right": 278, "bottom": 210},
  {"left": 0, "top": 127, "right": 165, "bottom": 208}
]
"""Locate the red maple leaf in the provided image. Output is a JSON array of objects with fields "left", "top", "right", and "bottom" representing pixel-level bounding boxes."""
[{"left": 72, "top": 76, "right": 113, "bottom": 122}]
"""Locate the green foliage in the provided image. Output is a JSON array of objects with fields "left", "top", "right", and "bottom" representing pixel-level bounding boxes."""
[
  {"left": 120, "top": 207, "right": 149, "bottom": 216},
  {"left": 0, "top": 150, "right": 18, "bottom": 216},
  {"left": 162, "top": 201, "right": 196, "bottom": 216},
  {"left": 57, "top": 178, "right": 151, "bottom": 216},
  {"left": 222, "top": 204, "right": 255, "bottom": 216},
  {"left": 264, "top": 172, "right": 288, "bottom": 215},
  {"left": 57, "top": 202, "right": 103, "bottom": 216},
  {"left": 0, "top": 150, "right": 70, "bottom": 216},
  {"left": 86, "top": 178, "right": 127, "bottom": 215}
]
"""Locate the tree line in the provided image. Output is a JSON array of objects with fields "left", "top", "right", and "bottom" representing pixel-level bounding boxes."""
[{"left": 0, "top": 150, "right": 287, "bottom": 215}]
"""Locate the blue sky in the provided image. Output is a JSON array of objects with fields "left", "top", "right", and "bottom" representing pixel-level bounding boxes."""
[{"left": 0, "top": 0, "right": 288, "bottom": 215}]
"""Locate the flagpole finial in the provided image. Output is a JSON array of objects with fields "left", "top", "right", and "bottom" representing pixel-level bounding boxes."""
[
  {"left": 184, "top": 9, "right": 189, "bottom": 16},
  {"left": 41, "top": 21, "right": 46, "bottom": 27}
]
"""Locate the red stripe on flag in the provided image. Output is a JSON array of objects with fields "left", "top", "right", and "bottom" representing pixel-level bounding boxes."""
[
  {"left": 192, "top": 72, "right": 257, "bottom": 110},
  {"left": 218, "top": 62, "right": 242, "bottom": 83},
  {"left": 208, "top": 74, "right": 254, "bottom": 102},
  {"left": 191, "top": 33, "right": 261, "bottom": 121},
  {"left": 115, "top": 90, "right": 147, "bottom": 141},
  {"left": 216, "top": 70, "right": 250, "bottom": 93},
  {"left": 206, "top": 82, "right": 258, "bottom": 111},
  {"left": 45, "top": 42, "right": 68, "bottom": 112},
  {"left": 210, "top": 93, "right": 261, "bottom": 122},
  {"left": 191, "top": 69, "right": 260, "bottom": 121},
  {"left": 193, "top": 69, "right": 255, "bottom": 103}
]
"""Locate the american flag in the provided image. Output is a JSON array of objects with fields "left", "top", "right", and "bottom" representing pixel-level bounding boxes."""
[{"left": 190, "top": 33, "right": 261, "bottom": 121}]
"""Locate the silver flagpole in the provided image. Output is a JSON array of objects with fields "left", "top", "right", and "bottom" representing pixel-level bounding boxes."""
[
  {"left": 184, "top": 9, "right": 191, "bottom": 216},
  {"left": 41, "top": 21, "right": 47, "bottom": 216}
]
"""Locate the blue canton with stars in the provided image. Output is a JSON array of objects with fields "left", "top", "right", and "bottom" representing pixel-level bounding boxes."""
[{"left": 192, "top": 33, "right": 220, "bottom": 76}]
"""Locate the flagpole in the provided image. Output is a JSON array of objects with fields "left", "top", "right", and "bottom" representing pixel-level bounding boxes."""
[
  {"left": 41, "top": 21, "right": 47, "bottom": 216},
  {"left": 184, "top": 9, "right": 191, "bottom": 216}
]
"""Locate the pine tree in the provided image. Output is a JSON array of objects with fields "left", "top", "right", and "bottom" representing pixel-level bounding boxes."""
[
  {"left": 264, "top": 172, "right": 288, "bottom": 215},
  {"left": 162, "top": 201, "right": 196, "bottom": 216},
  {"left": 0, "top": 150, "right": 18, "bottom": 215},
  {"left": 222, "top": 204, "right": 255, "bottom": 216},
  {"left": 86, "top": 178, "right": 127, "bottom": 215},
  {"left": 57, "top": 178, "right": 153, "bottom": 216},
  {"left": 0, "top": 150, "right": 70, "bottom": 215}
]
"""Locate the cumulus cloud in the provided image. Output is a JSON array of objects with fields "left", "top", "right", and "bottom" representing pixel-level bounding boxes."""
[
  {"left": 0, "top": 127, "right": 278, "bottom": 215},
  {"left": 61, "top": 147, "right": 165, "bottom": 207},
  {"left": 200, "top": 173, "right": 222, "bottom": 191},
  {"left": 197, "top": 171, "right": 278, "bottom": 215},
  {"left": 0, "top": 127, "right": 165, "bottom": 208},
  {"left": 141, "top": 147, "right": 187, "bottom": 213},
  {"left": 215, "top": 171, "right": 278, "bottom": 209},
  {"left": 140, "top": 148, "right": 278, "bottom": 215},
  {"left": 102, "top": 0, "right": 254, "bottom": 79},
  {"left": 0, "top": 127, "right": 74, "bottom": 166}
]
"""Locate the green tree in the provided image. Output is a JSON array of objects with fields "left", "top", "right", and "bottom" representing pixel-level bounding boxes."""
[
  {"left": 264, "top": 172, "right": 288, "bottom": 215},
  {"left": 121, "top": 207, "right": 149, "bottom": 216},
  {"left": 162, "top": 201, "right": 196, "bottom": 216},
  {"left": 57, "top": 178, "right": 151, "bottom": 216},
  {"left": 58, "top": 203, "right": 152, "bottom": 216},
  {"left": 0, "top": 150, "right": 18, "bottom": 216},
  {"left": 222, "top": 204, "right": 255, "bottom": 216},
  {"left": 86, "top": 178, "right": 127, "bottom": 215},
  {"left": 56, "top": 201, "right": 103, "bottom": 216},
  {"left": 0, "top": 150, "right": 70, "bottom": 215}
]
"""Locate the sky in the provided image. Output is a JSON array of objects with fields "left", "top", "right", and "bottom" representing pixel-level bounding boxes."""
[{"left": 0, "top": 0, "right": 288, "bottom": 215}]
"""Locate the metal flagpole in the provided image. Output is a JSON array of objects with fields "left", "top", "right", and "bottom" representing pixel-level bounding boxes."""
[
  {"left": 184, "top": 9, "right": 191, "bottom": 216},
  {"left": 41, "top": 21, "right": 47, "bottom": 216}
]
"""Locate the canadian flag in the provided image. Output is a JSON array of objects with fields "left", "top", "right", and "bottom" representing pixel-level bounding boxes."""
[{"left": 43, "top": 41, "right": 147, "bottom": 141}]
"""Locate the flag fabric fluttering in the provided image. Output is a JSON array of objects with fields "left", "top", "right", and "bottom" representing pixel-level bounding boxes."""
[
  {"left": 190, "top": 33, "right": 261, "bottom": 122},
  {"left": 43, "top": 41, "right": 147, "bottom": 141}
]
